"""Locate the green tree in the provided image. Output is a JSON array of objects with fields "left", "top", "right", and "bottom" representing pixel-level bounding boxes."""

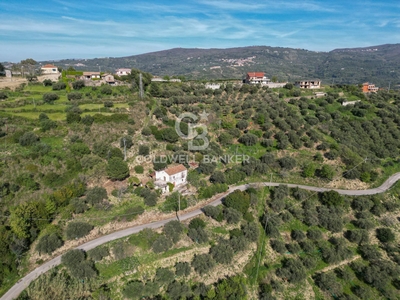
[
  {"left": 43, "top": 92, "right": 59, "bottom": 103},
  {"left": 319, "top": 190, "right": 344, "bottom": 207},
  {"left": 223, "top": 189, "right": 250, "bottom": 214},
  {"left": 152, "top": 236, "right": 172, "bottom": 253},
  {"left": 36, "top": 233, "right": 63, "bottom": 255},
  {"left": 106, "top": 157, "right": 129, "bottom": 180},
  {"left": 72, "top": 80, "right": 85, "bottom": 90},
  {"left": 276, "top": 258, "right": 306, "bottom": 283},
  {"left": 138, "top": 145, "right": 149, "bottom": 156},
  {"left": 319, "top": 164, "right": 335, "bottom": 180},
  {"left": 192, "top": 253, "right": 215, "bottom": 275},
  {"left": 163, "top": 220, "right": 183, "bottom": 243},
  {"left": 175, "top": 262, "right": 191, "bottom": 277},
  {"left": 210, "top": 241, "right": 234, "bottom": 264},
  {"left": 154, "top": 267, "right": 174, "bottom": 286},
  {"left": 86, "top": 186, "right": 107, "bottom": 206},
  {"left": 376, "top": 228, "right": 395, "bottom": 243},
  {"left": 65, "top": 222, "right": 93, "bottom": 240},
  {"left": 19, "top": 132, "right": 39, "bottom": 146},
  {"left": 189, "top": 218, "right": 206, "bottom": 230}
]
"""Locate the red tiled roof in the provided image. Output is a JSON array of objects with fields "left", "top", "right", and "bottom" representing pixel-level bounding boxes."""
[
  {"left": 42, "top": 64, "right": 57, "bottom": 69},
  {"left": 247, "top": 72, "right": 264, "bottom": 78},
  {"left": 164, "top": 164, "right": 187, "bottom": 175}
]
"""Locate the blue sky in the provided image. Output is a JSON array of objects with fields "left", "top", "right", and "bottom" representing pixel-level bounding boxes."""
[{"left": 1, "top": 0, "right": 400, "bottom": 62}]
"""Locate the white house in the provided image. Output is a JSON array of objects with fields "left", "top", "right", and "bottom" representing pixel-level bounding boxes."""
[
  {"left": 245, "top": 72, "right": 270, "bottom": 85},
  {"left": 41, "top": 64, "right": 59, "bottom": 74},
  {"left": 295, "top": 79, "right": 321, "bottom": 89},
  {"left": 205, "top": 83, "right": 221, "bottom": 90},
  {"left": 81, "top": 72, "right": 101, "bottom": 80},
  {"left": 155, "top": 164, "right": 187, "bottom": 193},
  {"left": 115, "top": 68, "right": 131, "bottom": 76}
]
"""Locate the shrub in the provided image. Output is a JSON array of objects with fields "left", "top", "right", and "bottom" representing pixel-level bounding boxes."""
[
  {"left": 67, "top": 92, "right": 82, "bottom": 100},
  {"left": 345, "top": 229, "right": 369, "bottom": 245},
  {"left": 238, "top": 133, "right": 258, "bottom": 146},
  {"left": 87, "top": 246, "right": 109, "bottom": 261},
  {"left": 65, "top": 222, "right": 93, "bottom": 240},
  {"left": 155, "top": 267, "right": 174, "bottom": 285},
  {"left": 163, "top": 220, "right": 183, "bottom": 243},
  {"left": 223, "top": 207, "right": 241, "bottom": 224},
  {"left": 106, "top": 157, "right": 130, "bottom": 180},
  {"left": 86, "top": 187, "right": 108, "bottom": 205},
  {"left": 81, "top": 115, "right": 94, "bottom": 126},
  {"left": 100, "top": 85, "right": 112, "bottom": 95},
  {"left": 203, "top": 205, "right": 222, "bottom": 221},
  {"left": 43, "top": 79, "right": 52, "bottom": 86},
  {"left": 210, "top": 241, "right": 234, "bottom": 264},
  {"left": 319, "top": 190, "right": 344, "bottom": 207},
  {"left": 134, "top": 165, "right": 144, "bottom": 174},
  {"left": 223, "top": 189, "right": 250, "bottom": 214},
  {"left": 242, "top": 222, "right": 260, "bottom": 242},
  {"left": 175, "top": 262, "right": 191, "bottom": 277},
  {"left": 291, "top": 230, "right": 306, "bottom": 241},
  {"left": 307, "top": 229, "right": 323, "bottom": 240},
  {"left": 276, "top": 258, "right": 306, "bottom": 283},
  {"left": 141, "top": 127, "right": 152, "bottom": 136},
  {"left": 189, "top": 218, "right": 206, "bottom": 229},
  {"left": 139, "top": 145, "right": 150, "bottom": 156},
  {"left": 36, "top": 233, "right": 63, "bottom": 255},
  {"left": 40, "top": 119, "right": 57, "bottom": 132},
  {"left": 19, "top": 132, "right": 39, "bottom": 146},
  {"left": 188, "top": 228, "right": 208, "bottom": 244},
  {"left": 376, "top": 228, "right": 395, "bottom": 243},
  {"left": 192, "top": 254, "right": 215, "bottom": 275},
  {"left": 104, "top": 101, "right": 114, "bottom": 107},
  {"left": 278, "top": 156, "right": 296, "bottom": 170},
  {"left": 72, "top": 80, "right": 85, "bottom": 90},
  {"left": 70, "top": 198, "right": 88, "bottom": 214},
  {"left": 152, "top": 236, "right": 172, "bottom": 253},
  {"left": 43, "top": 92, "right": 59, "bottom": 103},
  {"left": 61, "top": 249, "right": 85, "bottom": 269},
  {"left": 123, "top": 281, "right": 144, "bottom": 299},
  {"left": 52, "top": 82, "right": 66, "bottom": 90}
]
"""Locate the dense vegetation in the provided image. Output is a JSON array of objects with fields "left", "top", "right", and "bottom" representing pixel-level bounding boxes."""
[{"left": 0, "top": 72, "right": 399, "bottom": 299}]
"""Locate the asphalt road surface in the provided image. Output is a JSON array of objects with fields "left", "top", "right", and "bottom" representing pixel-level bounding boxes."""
[{"left": 2, "top": 172, "right": 400, "bottom": 300}]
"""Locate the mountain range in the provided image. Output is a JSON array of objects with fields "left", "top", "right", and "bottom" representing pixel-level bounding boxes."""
[{"left": 44, "top": 44, "right": 400, "bottom": 87}]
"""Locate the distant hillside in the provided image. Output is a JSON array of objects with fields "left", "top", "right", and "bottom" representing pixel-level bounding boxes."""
[{"left": 43, "top": 44, "right": 400, "bottom": 87}]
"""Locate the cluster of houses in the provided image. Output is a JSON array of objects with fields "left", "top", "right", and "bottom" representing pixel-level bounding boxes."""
[
  {"left": 245, "top": 72, "right": 381, "bottom": 94},
  {"left": 244, "top": 72, "right": 321, "bottom": 89}
]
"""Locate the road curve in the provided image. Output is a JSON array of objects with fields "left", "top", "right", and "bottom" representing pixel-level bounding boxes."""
[{"left": 2, "top": 172, "right": 400, "bottom": 300}]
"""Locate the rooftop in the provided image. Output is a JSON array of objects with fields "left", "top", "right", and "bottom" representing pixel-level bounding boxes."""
[
  {"left": 41, "top": 64, "right": 57, "bottom": 69},
  {"left": 247, "top": 72, "right": 265, "bottom": 78},
  {"left": 163, "top": 164, "right": 187, "bottom": 175}
]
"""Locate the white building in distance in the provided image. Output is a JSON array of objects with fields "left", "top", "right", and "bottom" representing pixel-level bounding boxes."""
[
  {"left": 41, "top": 64, "right": 59, "bottom": 74},
  {"left": 115, "top": 68, "right": 131, "bottom": 76}
]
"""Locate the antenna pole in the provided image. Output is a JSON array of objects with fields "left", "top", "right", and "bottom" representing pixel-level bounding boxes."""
[
  {"left": 139, "top": 73, "right": 144, "bottom": 99},
  {"left": 123, "top": 137, "right": 127, "bottom": 161}
]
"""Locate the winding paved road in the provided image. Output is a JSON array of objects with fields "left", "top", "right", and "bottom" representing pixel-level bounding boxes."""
[{"left": 2, "top": 173, "right": 400, "bottom": 300}]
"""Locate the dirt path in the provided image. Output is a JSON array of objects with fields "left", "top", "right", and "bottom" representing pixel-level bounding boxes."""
[{"left": 318, "top": 255, "right": 361, "bottom": 273}]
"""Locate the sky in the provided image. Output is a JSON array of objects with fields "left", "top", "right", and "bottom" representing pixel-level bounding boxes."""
[{"left": 1, "top": 0, "right": 400, "bottom": 62}]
